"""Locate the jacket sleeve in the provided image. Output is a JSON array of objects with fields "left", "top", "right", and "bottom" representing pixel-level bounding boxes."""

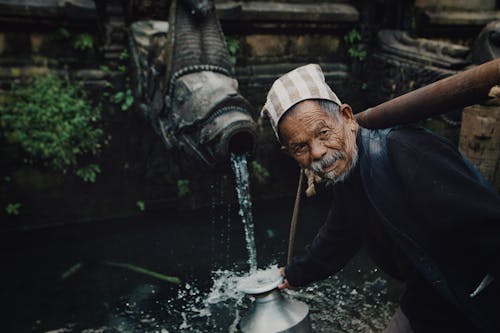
[{"left": 284, "top": 190, "right": 363, "bottom": 287}]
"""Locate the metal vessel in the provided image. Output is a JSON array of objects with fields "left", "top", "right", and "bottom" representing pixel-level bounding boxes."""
[{"left": 237, "top": 271, "right": 312, "bottom": 333}]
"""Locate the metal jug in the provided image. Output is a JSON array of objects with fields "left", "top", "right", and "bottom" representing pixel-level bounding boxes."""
[{"left": 238, "top": 273, "right": 312, "bottom": 333}]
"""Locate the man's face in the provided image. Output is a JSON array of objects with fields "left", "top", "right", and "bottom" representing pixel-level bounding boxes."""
[{"left": 278, "top": 100, "right": 359, "bottom": 183}]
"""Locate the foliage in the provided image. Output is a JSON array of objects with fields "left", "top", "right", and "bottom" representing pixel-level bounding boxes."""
[
  {"left": 226, "top": 37, "right": 240, "bottom": 69},
  {"left": 57, "top": 27, "right": 71, "bottom": 39},
  {"left": 177, "top": 179, "right": 190, "bottom": 197},
  {"left": 344, "top": 29, "right": 362, "bottom": 44},
  {"left": 344, "top": 29, "right": 367, "bottom": 61},
  {"left": 136, "top": 200, "right": 145, "bottom": 212},
  {"left": 0, "top": 73, "right": 103, "bottom": 181},
  {"left": 119, "top": 50, "right": 129, "bottom": 60},
  {"left": 73, "top": 33, "right": 94, "bottom": 51},
  {"left": 75, "top": 164, "right": 101, "bottom": 183},
  {"left": 251, "top": 160, "right": 270, "bottom": 185},
  {"left": 113, "top": 88, "right": 134, "bottom": 111},
  {"left": 56, "top": 28, "right": 94, "bottom": 52},
  {"left": 106, "top": 48, "right": 134, "bottom": 111},
  {"left": 5, "top": 203, "right": 21, "bottom": 216},
  {"left": 347, "top": 47, "right": 367, "bottom": 61}
]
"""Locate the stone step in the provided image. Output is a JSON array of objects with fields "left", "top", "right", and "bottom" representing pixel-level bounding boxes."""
[
  {"left": 0, "top": 0, "right": 97, "bottom": 20},
  {"left": 422, "top": 9, "right": 500, "bottom": 26},
  {"left": 216, "top": 1, "right": 358, "bottom": 23}
]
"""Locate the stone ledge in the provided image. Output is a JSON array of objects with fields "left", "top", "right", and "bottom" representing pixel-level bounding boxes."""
[
  {"left": 0, "top": 0, "right": 97, "bottom": 20},
  {"left": 216, "top": 1, "right": 359, "bottom": 23},
  {"left": 423, "top": 9, "right": 500, "bottom": 26}
]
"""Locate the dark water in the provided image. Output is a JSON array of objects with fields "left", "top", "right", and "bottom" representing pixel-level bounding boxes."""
[{"left": 1, "top": 195, "right": 402, "bottom": 332}]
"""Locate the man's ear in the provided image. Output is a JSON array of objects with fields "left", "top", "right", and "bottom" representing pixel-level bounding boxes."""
[{"left": 339, "top": 103, "right": 355, "bottom": 121}]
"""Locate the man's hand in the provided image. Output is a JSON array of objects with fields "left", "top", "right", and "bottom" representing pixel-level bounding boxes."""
[{"left": 278, "top": 267, "right": 293, "bottom": 290}]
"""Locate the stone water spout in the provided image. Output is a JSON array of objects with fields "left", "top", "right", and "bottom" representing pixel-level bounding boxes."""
[{"left": 130, "top": 0, "right": 256, "bottom": 168}]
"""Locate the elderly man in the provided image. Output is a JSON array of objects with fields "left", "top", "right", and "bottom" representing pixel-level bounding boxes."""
[{"left": 261, "top": 64, "right": 500, "bottom": 333}]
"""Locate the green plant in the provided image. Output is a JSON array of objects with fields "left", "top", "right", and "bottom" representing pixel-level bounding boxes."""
[
  {"left": 57, "top": 27, "right": 71, "bottom": 39},
  {"left": 73, "top": 33, "right": 93, "bottom": 51},
  {"left": 75, "top": 164, "right": 101, "bottom": 183},
  {"left": 344, "top": 29, "right": 367, "bottom": 61},
  {"left": 177, "top": 179, "right": 190, "bottom": 197},
  {"left": 99, "top": 65, "right": 111, "bottom": 73},
  {"left": 344, "top": 29, "right": 362, "bottom": 44},
  {"left": 5, "top": 203, "right": 21, "bottom": 216},
  {"left": 113, "top": 88, "right": 134, "bottom": 111},
  {"left": 101, "top": 48, "right": 134, "bottom": 112},
  {"left": 0, "top": 73, "right": 103, "bottom": 181},
  {"left": 104, "top": 261, "right": 181, "bottom": 284},
  {"left": 136, "top": 200, "right": 145, "bottom": 211},
  {"left": 347, "top": 47, "right": 367, "bottom": 61},
  {"left": 251, "top": 160, "right": 270, "bottom": 185},
  {"left": 119, "top": 50, "right": 129, "bottom": 60},
  {"left": 226, "top": 37, "right": 240, "bottom": 69}
]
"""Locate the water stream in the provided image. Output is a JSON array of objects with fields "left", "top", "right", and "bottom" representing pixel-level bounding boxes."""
[{"left": 230, "top": 153, "right": 258, "bottom": 273}]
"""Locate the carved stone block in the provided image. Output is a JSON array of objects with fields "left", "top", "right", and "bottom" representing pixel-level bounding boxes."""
[{"left": 459, "top": 104, "right": 500, "bottom": 191}]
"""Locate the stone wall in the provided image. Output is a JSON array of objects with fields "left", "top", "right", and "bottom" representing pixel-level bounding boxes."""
[{"left": 0, "top": 0, "right": 498, "bottom": 227}]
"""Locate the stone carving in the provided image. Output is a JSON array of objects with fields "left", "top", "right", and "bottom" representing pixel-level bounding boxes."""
[
  {"left": 471, "top": 20, "right": 500, "bottom": 64},
  {"left": 367, "top": 29, "right": 473, "bottom": 124},
  {"left": 130, "top": 0, "right": 257, "bottom": 168}
]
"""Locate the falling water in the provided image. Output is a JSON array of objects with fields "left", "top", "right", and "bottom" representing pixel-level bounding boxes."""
[{"left": 230, "top": 153, "right": 258, "bottom": 273}]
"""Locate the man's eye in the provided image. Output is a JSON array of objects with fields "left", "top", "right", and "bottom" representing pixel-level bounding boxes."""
[
  {"left": 319, "top": 129, "right": 330, "bottom": 137},
  {"left": 294, "top": 145, "right": 308, "bottom": 155}
]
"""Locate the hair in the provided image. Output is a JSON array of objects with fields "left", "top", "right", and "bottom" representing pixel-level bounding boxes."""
[
  {"left": 278, "top": 99, "right": 342, "bottom": 141},
  {"left": 317, "top": 99, "right": 342, "bottom": 123}
]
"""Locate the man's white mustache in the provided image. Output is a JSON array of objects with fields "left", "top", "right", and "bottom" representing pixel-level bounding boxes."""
[{"left": 310, "top": 150, "right": 344, "bottom": 174}]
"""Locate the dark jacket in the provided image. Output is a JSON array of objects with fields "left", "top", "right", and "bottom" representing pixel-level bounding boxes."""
[{"left": 285, "top": 126, "right": 500, "bottom": 332}]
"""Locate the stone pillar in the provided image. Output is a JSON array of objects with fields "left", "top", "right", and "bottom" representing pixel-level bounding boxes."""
[{"left": 459, "top": 104, "right": 500, "bottom": 191}]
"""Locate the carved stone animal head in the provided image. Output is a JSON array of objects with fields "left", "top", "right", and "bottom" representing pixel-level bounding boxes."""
[
  {"left": 180, "top": 0, "right": 214, "bottom": 17},
  {"left": 471, "top": 20, "right": 500, "bottom": 64}
]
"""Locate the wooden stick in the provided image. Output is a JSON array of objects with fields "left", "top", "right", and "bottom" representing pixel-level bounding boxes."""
[
  {"left": 287, "top": 169, "right": 304, "bottom": 265},
  {"left": 356, "top": 58, "right": 500, "bottom": 129}
]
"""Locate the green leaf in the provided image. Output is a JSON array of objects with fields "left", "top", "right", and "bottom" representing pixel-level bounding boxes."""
[
  {"left": 251, "top": 160, "right": 270, "bottom": 184},
  {"left": 76, "top": 164, "right": 101, "bottom": 182},
  {"left": 5, "top": 203, "right": 21, "bottom": 216},
  {"left": 73, "top": 33, "right": 93, "bottom": 51},
  {"left": 57, "top": 27, "right": 71, "bottom": 39},
  {"left": 104, "top": 261, "right": 181, "bottom": 284},
  {"left": 119, "top": 50, "right": 129, "bottom": 60},
  {"left": 136, "top": 200, "right": 145, "bottom": 211},
  {"left": 344, "top": 29, "right": 361, "bottom": 44},
  {"left": 177, "top": 179, "right": 190, "bottom": 197}
]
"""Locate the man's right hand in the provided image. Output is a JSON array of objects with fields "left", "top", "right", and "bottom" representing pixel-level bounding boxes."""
[{"left": 278, "top": 267, "right": 293, "bottom": 289}]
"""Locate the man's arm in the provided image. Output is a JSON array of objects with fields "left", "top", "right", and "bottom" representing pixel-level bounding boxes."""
[{"left": 284, "top": 188, "right": 363, "bottom": 287}]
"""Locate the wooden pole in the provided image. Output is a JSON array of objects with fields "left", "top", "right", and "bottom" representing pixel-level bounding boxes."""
[{"left": 355, "top": 58, "right": 500, "bottom": 129}]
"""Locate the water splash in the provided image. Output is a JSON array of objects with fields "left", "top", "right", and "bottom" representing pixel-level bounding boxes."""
[{"left": 230, "top": 154, "right": 257, "bottom": 273}]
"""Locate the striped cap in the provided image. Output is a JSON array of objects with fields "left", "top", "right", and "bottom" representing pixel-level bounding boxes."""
[{"left": 261, "top": 64, "right": 341, "bottom": 139}]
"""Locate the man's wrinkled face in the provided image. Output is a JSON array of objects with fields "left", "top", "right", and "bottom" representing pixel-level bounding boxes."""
[{"left": 278, "top": 100, "right": 359, "bottom": 183}]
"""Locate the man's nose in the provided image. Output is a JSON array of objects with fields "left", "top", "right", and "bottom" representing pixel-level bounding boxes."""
[{"left": 310, "top": 141, "right": 327, "bottom": 161}]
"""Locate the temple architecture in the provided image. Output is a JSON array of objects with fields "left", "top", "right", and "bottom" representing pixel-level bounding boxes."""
[{"left": 0, "top": 0, "right": 498, "bottom": 224}]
